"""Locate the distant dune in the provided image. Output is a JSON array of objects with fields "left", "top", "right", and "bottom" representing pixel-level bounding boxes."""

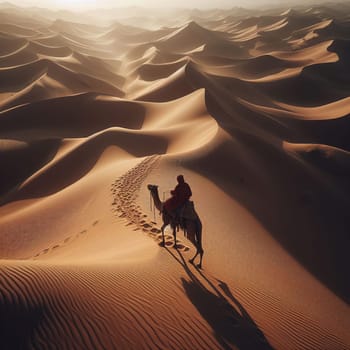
[{"left": 0, "top": 2, "right": 350, "bottom": 350}]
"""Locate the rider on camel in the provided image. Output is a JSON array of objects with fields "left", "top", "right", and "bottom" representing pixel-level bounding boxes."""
[{"left": 163, "top": 175, "right": 192, "bottom": 221}]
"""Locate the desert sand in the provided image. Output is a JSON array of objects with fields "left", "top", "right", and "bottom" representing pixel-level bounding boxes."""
[{"left": 0, "top": 2, "right": 349, "bottom": 349}]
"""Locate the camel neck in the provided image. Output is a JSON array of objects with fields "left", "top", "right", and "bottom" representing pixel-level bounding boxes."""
[{"left": 151, "top": 188, "right": 163, "bottom": 212}]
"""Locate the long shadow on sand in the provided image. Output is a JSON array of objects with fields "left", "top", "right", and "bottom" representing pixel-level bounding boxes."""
[
  {"left": 165, "top": 247, "right": 274, "bottom": 350},
  {"left": 0, "top": 298, "right": 46, "bottom": 349}
]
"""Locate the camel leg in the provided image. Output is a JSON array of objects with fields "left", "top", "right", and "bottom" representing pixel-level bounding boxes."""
[
  {"left": 189, "top": 220, "right": 203, "bottom": 268},
  {"left": 196, "top": 220, "right": 203, "bottom": 268},
  {"left": 161, "top": 224, "right": 166, "bottom": 246},
  {"left": 189, "top": 248, "right": 203, "bottom": 268},
  {"left": 189, "top": 252, "right": 197, "bottom": 265},
  {"left": 197, "top": 248, "right": 204, "bottom": 269},
  {"left": 173, "top": 225, "right": 177, "bottom": 249}
]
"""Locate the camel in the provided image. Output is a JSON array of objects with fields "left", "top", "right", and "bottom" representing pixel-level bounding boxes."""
[{"left": 147, "top": 184, "right": 204, "bottom": 268}]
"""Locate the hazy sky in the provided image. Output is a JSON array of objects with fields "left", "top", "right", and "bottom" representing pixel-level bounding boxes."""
[
  {"left": 6, "top": 0, "right": 235, "bottom": 9},
  {"left": 4, "top": 0, "right": 315, "bottom": 10}
]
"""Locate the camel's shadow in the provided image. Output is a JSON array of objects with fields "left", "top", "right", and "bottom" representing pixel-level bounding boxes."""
[{"left": 165, "top": 247, "right": 274, "bottom": 350}]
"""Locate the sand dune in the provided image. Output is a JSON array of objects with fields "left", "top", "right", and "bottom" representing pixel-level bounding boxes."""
[
  {"left": 50, "top": 19, "right": 108, "bottom": 38},
  {"left": 28, "top": 40, "right": 73, "bottom": 58},
  {"left": 0, "top": 22, "right": 38, "bottom": 37},
  {"left": 0, "top": 59, "right": 124, "bottom": 110},
  {"left": 148, "top": 47, "right": 184, "bottom": 64},
  {"left": 60, "top": 52, "right": 125, "bottom": 88},
  {"left": 102, "top": 24, "right": 173, "bottom": 44},
  {"left": 35, "top": 33, "right": 117, "bottom": 59},
  {"left": 133, "top": 64, "right": 196, "bottom": 101},
  {"left": 0, "top": 2, "right": 350, "bottom": 350},
  {"left": 0, "top": 34, "right": 27, "bottom": 55},
  {"left": 0, "top": 59, "right": 48, "bottom": 92},
  {"left": 284, "top": 142, "right": 350, "bottom": 175},
  {"left": 156, "top": 21, "right": 230, "bottom": 53},
  {"left": 0, "top": 93, "right": 144, "bottom": 139},
  {"left": 0, "top": 44, "right": 37, "bottom": 67},
  {"left": 136, "top": 58, "right": 189, "bottom": 81}
]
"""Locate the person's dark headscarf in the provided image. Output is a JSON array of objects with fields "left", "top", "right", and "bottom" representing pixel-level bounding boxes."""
[{"left": 177, "top": 175, "right": 184, "bottom": 183}]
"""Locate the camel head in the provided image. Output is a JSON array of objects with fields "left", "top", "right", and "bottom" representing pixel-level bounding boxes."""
[{"left": 147, "top": 184, "right": 158, "bottom": 193}]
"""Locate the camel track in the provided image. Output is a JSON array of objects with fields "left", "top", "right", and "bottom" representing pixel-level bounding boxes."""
[
  {"left": 29, "top": 219, "right": 101, "bottom": 260},
  {"left": 29, "top": 155, "right": 190, "bottom": 260}
]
